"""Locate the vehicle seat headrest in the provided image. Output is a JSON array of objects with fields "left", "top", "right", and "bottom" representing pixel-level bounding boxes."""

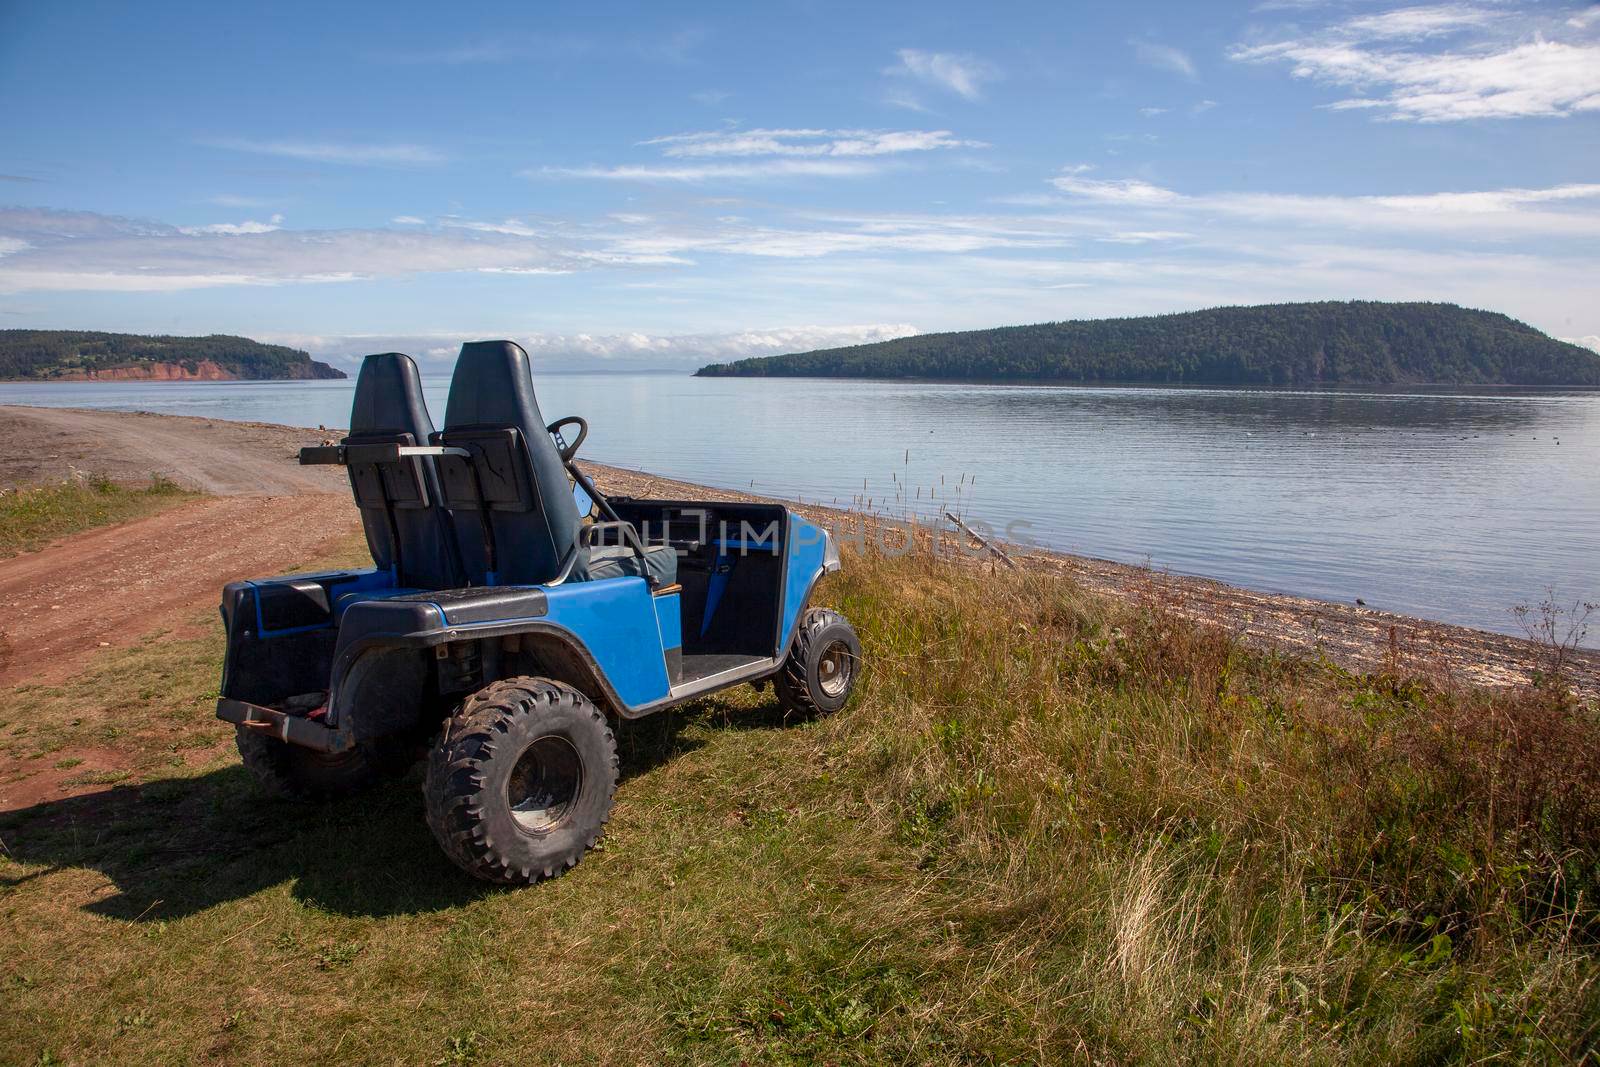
[
  {"left": 439, "top": 340, "right": 581, "bottom": 585},
  {"left": 350, "top": 352, "right": 435, "bottom": 437}
]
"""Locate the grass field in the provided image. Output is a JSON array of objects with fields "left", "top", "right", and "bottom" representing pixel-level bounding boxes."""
[
  {"left": 0, "top": 474, "right": 195, "bottom": 559},
  {"left": 2, "top": 538, "right": 1597, "bottom": 1064}
]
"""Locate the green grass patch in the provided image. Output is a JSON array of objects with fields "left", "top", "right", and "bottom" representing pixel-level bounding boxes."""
[
  {"left": 1, "top": 546, "right": 1596, "bottom": 1063},
  {"left": 0, "top": 474, "right": 196, "bottom": 558}
]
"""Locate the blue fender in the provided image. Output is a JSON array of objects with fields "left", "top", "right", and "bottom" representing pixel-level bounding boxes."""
[{"left": 780, "top": 513, "right": 840, "bottom": 652}]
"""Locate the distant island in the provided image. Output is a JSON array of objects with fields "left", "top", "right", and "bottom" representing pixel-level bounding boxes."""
[
  {"left": 696, "top": 302, "right": 1600, "bottom": 387},
  {"left": 0, "top": 330, "right": 346, "bottom": 381}
]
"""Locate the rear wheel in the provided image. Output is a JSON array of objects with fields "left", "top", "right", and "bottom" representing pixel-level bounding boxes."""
[
  {"left": 424, "top": 677, "right": 617, "bottom": 884},
  {"left": 775, "top": 608, "right": 862, "bottom": 717},
  {"left": 235, "top": 727, "right": 416, "bottom": 800}
]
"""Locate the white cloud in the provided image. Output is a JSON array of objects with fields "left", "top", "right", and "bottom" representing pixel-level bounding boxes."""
[
  {"left": 1050, "top": 168, "right": 1183, "bottom": 204},
  {"left": 1132, "top": 41, "right": 1198, "bottom": 79},
  {"left": 208, "top": 194, "right": 274, "bottom": 208},
  {"left": 1096, "top": 230, "right": 1193, "bottom": 244},
  {"left": 885, "top": 49, "right": 999, "bottom": 101},
  {"left": 1042, "top": 170, "right": 1600, "bottom": 237},
  {"left": 1343, "top": 4, "right": 1501, "bottom": 39},
  {"left": 690, "top": 89, "right": 730, "bottom": 105},
  {"left": 640, "top": 127, "right": 985, "bottom": 158},
  {"left": 1139, "top": 107, "right": 1171, "bottom": 117},
  {"left": 208, "top": 138, "right": 445, "bottom": 165},
  {"left": 1232, "top": 7, "right": 1600, "bottom": 121},
  {"left": 540, "top": 123, "right": 985, "bottom": 184},
  {"left": 1565, "top": 334, "right": 1600, "bottom": 352},
  {"left": 1571, "top": 7, "right": 1600, "bottom": 30},
  {"left": 1192, "top": 99, "right": 1219, "bottom": 113},
  {"left": 179, "top": 213, "right": 284, "bottom": 235},
  {"left": 0, "top": 207, "right": 601, "bottom": 292},
  {"left": 391, "top": 215, "right": 426, "bottom": 225},
  {"left": 541, "top": 124, "right": 985, "bottom": 184},
  {"left": 534, "top": 160, "right": 885, "bottom": 183}
]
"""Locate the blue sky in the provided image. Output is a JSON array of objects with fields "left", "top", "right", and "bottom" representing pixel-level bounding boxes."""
[{"left": 2, "top": 0, "right": 1597, "bottom": 369}]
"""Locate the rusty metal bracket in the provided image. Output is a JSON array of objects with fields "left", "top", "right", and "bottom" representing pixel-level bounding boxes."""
[{"left": 216, "top": 698, "right": 355, "bottom": 754}]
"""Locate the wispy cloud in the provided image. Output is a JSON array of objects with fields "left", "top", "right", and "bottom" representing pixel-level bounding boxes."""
[
  {"left": 0, "top": 174, "right": 43, "bottom": 184},
  {"left": 369, "top": 35, "right": 592, "bottom": 65},
  {"left": 1097, "top": 230, "right": 1194, "bottom": 244},
  {"left": 690, "top": 89, "right": 730, "bottom": 106},
  {"left": 882, "top": 86, "right": 933, "bottom": 113},
  {"left": 1051, "top": 167, "right": 1183, "bottom": 204},
  {"left": 1342, "top": 4, "right": 1502, "bottom": 39},
  {"left": 1043, "top": 168, "right": 1600, "bottom": 237},
  {"left": 178, "top": 213, "right": 285, "bottom": 235},
  {"left": 1139, "top": 106, "right": 1170, "bottom": 117},
  {"left": 596, "top": 211, "right": 1076, "bottom": 259},
  {"left": 0, "top": 207, "right": 607, "bottom": 292},
  {"left": 207, "top": 138, "right": 445, "bottom": 165},
  {"left": 207, "top": 193, "right": 275, "bottom": 208},
  {"left": 640, "top": 128, "right": 985, "bottom": 158},
  {"left": 540, "top": 125, "right": 985, "bottom": 183},
  {"left": 1232, "top": 5, "right": 1600, "bottom": 121},
  {"left": 535, "top": 160, "right": 886, "bottom": 183},
  {"left": 885, "top": 49, "right": 999, "bottom": 101},
  {"left": 1131, "top": 41, "right": 1198, "bottom": 79},
  {"left": 635, "top": 27, "right": 710, "bottom": 65}
]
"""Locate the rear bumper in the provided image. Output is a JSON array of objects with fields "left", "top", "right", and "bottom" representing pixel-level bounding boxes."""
[{"left": 216, "top": 698, "right": 354, "bottom": 754}]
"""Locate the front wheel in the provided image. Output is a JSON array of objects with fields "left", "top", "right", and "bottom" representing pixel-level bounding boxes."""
[
  {"left": 424, "top": 677, "right": 618, "bottom": 884},
  {"left": 774, "top": 608, "right": 862, "bottom": 717}
]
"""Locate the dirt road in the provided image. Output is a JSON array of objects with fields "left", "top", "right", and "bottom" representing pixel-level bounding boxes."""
[
  {"left": 0, "top": 494, "right": 358, "bottom": 686},
  {"left": 0, "top": 405, "right": 345, "bottom": 494},
  {"left": 0, "top": 407, "right": 360, "bottom": 686}
]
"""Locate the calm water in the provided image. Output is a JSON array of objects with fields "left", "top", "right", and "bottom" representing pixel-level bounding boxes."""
[{"left": 4, "top": 374, "right": 1597, "bottom": 645}]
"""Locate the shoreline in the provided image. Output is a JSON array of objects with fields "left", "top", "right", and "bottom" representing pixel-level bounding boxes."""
[
  {"left": 2, "top": 403, "right": 1596, "bottom": 698},
  {"left": 584, "top": 457, "right": 1600, "bottom": 698}
]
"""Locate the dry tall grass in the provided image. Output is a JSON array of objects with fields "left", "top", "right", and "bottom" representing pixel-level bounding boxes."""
[{"left": 817, "top": 546, "right": 1600, "bottom": 1060}]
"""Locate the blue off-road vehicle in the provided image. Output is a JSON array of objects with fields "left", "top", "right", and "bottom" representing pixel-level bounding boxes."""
[{"left": 215, "top": 341, "right": 860, "bottom": 883}]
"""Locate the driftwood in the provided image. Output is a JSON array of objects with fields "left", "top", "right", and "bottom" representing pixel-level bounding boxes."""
[{"left": 945, "top": 510, "right": 1018, "bottom": 570}]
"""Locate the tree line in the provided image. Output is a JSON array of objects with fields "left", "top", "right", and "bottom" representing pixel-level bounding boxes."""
[
  {"left": 0, "top": 330, "right": 346, "bottom": 380},
  {"left": 696, "top": 302, "right": 1600, "bottom": 387}
]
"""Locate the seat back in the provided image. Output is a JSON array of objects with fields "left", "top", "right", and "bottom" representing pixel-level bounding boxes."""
[
  {"left": 344, "top": 353, "right": 463, "bottom": 589},
  {"left": 436, "top": 340, "right": 581, "bottom": 586}
]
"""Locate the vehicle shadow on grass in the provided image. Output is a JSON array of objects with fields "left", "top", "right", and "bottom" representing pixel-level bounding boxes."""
[
  {"left": 614, "top": 688, "right": 800, "bottom": 781},
  {"left": 0, "top": 695, "right": 798, "bottom": 923}
]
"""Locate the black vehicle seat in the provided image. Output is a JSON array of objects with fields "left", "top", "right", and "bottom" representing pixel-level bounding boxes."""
[
  {"left": 436, "top": 339, "right": 677, "bottom": 588},
  {"left": 342, "top": 353, "right": 464, "bottom": 594}
]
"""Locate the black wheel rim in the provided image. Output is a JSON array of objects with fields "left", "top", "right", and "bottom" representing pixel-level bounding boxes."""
[
  {"left": 506, "top": 736, "right": 583, "bottom": 835},
  {"left": 817, "top": 641, "right": 854, "bottom": 699}
]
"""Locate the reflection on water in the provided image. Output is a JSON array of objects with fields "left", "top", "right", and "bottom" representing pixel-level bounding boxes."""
[{"left": 3, "top": 373, "right": 1596, "bottom": 645}]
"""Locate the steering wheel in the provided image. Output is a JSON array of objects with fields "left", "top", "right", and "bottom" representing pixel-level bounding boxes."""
[{"left": 546, "top": 416, "right": 588, "bottom": 462}]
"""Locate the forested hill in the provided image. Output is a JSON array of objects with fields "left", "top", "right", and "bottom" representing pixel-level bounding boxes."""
[
  {"left": 696, "top": 302, "right": 1600, "bottom": 387},
  {"left": 0, "top": 331, "right": 346, "bottom": 381}
]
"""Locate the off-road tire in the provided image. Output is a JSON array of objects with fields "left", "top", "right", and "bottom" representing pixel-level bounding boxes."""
[
  {"left": 423, "top": 677, "right": 618, "bottom": 884},
  {"left": 235, "top": 726, "right": 416, "bottom": 800},
  {"left": 774, "top": 608, "right": 861, "bottom": 717}
]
